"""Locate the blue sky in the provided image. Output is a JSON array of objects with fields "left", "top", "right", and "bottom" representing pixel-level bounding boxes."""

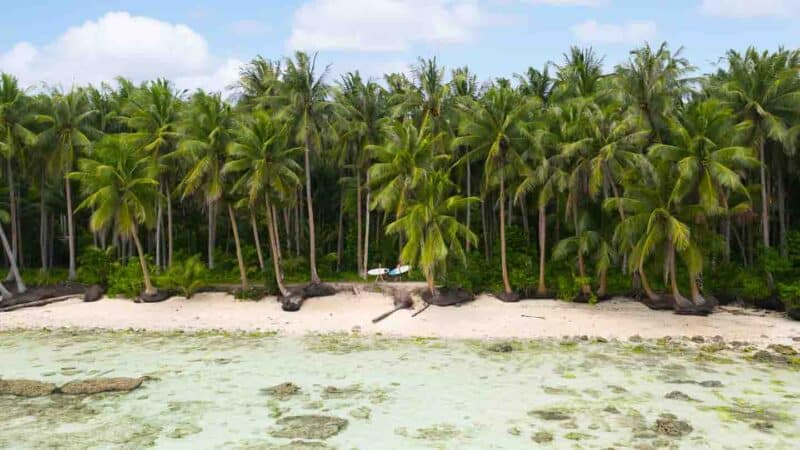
[{"left": 0, "top": 0, "right": 797, "bottom": 91}]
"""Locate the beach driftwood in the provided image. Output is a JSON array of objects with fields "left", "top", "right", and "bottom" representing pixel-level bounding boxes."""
[
  {"left": 372, "top": 288, "right": 413, "bottom": 323},
  {"left": 0, "top": 294, "right": 82, "bottom": 312}
]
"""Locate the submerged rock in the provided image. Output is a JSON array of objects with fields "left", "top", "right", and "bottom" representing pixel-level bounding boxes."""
[
  {"left": 0, "top": 379, "right": 57, "bottom": 397},
  {"left": 532, "top": 431, "right": 554, "bottom": 443},
  {"left": 486, "top": 342, "right": 513, "bottom": 353},
  {"left": 529, "top": 408, "right": 572, "bottom": 421},
  {"left": 58, "top": 377, "right": 143, "bottom": 395},
  {"left": 270, "top": 415, "right": 348, "bottom": 440},
  {"left": 654, "top": 413, "right": 693, "bottom": 437},
  {"left": 665, "top": 391, "right": 697, "bottom": 402},
  {"left": 751, "top": 350, "right": 788, "bottom": 364},
  {"left": 264, "top": 382, "right": 301, "bottom": 399},
  {"left": 767, "top": 344, "right": 798, "bottom": 356},
  {"left": 278, "top": 441, "right": 333, "bottom": 449},
  {"left": 699, "top": 380, "right": 723, "bottom": 388},
  {"left": 348, "top": 406, "right": 371, "bottom": 420},
  {"left": 321, "top": 385, "right": 361, "bottom": 399}
]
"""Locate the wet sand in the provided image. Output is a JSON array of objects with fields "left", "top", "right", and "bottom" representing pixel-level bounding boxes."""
[{"left": 2, "top": 285, "right": 799, "bottom": 344}]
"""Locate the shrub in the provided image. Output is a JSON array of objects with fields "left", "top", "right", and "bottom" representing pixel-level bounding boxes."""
[
  {"left": 77, "top": 246, "right": 114, "bottom": 285},
  {"left": 157, "top": 255, "right": 207, "bottom": 298},
  {"left": 778, "top": 282, "right": 800, "bottom": 319},
  {"left": 107, "top": 260, "right": 144, "bottom": 298}
]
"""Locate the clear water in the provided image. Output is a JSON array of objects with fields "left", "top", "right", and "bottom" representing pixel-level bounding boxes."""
[{"left": 0, "top": 330, "right": 798, "bottom": 449}]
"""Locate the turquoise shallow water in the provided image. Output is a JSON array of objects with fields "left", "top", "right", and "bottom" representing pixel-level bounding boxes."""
[{"left": 0, "top": 330, "right": 798, "bottom": 449}]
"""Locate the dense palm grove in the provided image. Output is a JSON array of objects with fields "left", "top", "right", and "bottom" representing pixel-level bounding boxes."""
[{"left": 1, "top": 43, "right": 800, "bottom": 313}]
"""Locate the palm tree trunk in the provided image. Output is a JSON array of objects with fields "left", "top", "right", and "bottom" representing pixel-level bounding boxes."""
[
  {"left": 207, "top": 200, "right": 216, "bottom": 269},
  {"left": 520, "top": 195, "right": 530, "bottom": 244},
  {"left": 356, "top": 171, "right": 364, "bottom": 278},
  {"left": 155, "top": 194, "right": 162, "bottom": 268},
  {"left": 265, "top": 197, "right": 289, "bottom": 296},
  {"left": 250, "top": 213, "right": 265, "bottom": 270},
  {"left": 166, "top": 182, "right": 174, "bottom": 267},
  {"left": 638, "top": 255, "right": 659, "bottom": 301},
  {"left": 40, "top": 176, "right": 47, "bottom": 271},
  {"left": 465, "top": 162, "right": 471, "bottom": 252},
  {"left": 777, "top": 166, "right": 787, "bottom": 257},
  {"left": 481, "top": 193, "right": 489, "bottom": 260},
  {"left": 0, "top": 281, "right": 12, "bottom": 300},
  {"left": 537, "top": 203, "right": 547, "bottom": 296},
  {"left": 667, "top": 241, "right": 691, "bottom": 308},
  {"left": 758, "top": 139, "right": 769, "bottom": 247},
  {"left": 499, "top": 178, "right": 512, "bottom": 294},
  {"left": 572, "top": 207, "right": 591, "bottom": 296},
  {"left": 271, "top": 204, "right": 283, "bottom": 281},
  {"left": 0, "top": 222, "right": 25, "bottom": 293},
  {"left": 426, "top": 270, "right": 436, "bottom": 295},
  {"left": 336, "top": 191, "right": 344, "bottom": 272},
  {"left": 228, "top": 204, "right": 248, "bottom": 290},
  {"left": 363, "top": 172, "right": 371, "bottom": 276},
  {"left": 303, "top": 138, "right": 320, "bottom": 284},
  {"left": 65, "top": 177, "right": 77, "bottom": 280},
  {"left": 7, "top": 160, "right": 18, "bottom": 268},
  {"left": 131, "top": 229, "right": 155, "bottom": 295}
]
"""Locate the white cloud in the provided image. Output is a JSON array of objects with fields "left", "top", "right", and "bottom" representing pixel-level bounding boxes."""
[
  {"left": 0, "top": 11, "right": 241, "bottom": 92},
  {"left": 571, "top": 19, "right": 657, "bottom": 45},
  {"left": 288, "top": 0, "right": 489, "bottom": 52},
  {"left": 700, "top": 0, "right": 800, "bottom": 18},
  {"left": 525, "top": 0, "right": 603, "bottom": 5}
]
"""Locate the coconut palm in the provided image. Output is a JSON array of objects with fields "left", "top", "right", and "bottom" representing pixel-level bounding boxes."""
[
  {"left": 174, "top": 90, "right": 235, "bottom": 269},
  {"left": 714, "top": 47, "right": 800, "bottom": 248},
  {"left": 279, "top": 51, "right": 331, "bottom": 284},
  {"left": 454, "top": 87, "right": 536, "bottom": 296},
  {"left": 36, "top": 88, "right": 99, "bottom": 280},
  {"left": 124, "top": 79, "right": 184, "bottom": 267},
  {"left": 386, "top": 170, "right": 477, "bottom": 294},
  {"left": 70, "top": 136, "right": 160, "bottom": 295},
  {"left": 0, "top": 73, "right": 34, "bottom": 292},
  {"left": 224, "top": 111, "right": 302, "bottom": 296}
]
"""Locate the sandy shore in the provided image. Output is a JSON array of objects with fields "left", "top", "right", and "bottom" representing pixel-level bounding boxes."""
[{"left": 2, "top": 285, "right": 799, "bottom": 344}]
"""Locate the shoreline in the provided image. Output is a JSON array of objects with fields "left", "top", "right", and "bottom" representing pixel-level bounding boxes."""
[{"left": 2, "top": 289, "right": 799, "bottom": 345}]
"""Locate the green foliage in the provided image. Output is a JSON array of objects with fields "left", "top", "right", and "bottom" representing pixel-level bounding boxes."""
[
  {"left": 107, "top": 260, "right": 145, "bottom": 298},
  {"left": 778, "top": 282, "right": 800, "bottom": 311},
  {"left": 76, "top": 246, "right": 114, "bottom": 285},
  {"left": 21, "top": 269, "right": 69, "bottom": 286},
  {"left": 157, "top": 255, "right": 208, "bottom": 298}
]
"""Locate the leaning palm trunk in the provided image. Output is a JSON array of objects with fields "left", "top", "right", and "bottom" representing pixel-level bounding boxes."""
[
  {"left": 265, "top": 197, "right": 289, "bottom": 297},
  {"left": 499, "top": 178, "right": 512, "bottom": 294},
  {"left": 207, "top": 200, "right": 216, "bottom": 269},
  {"left": 667, "top": 241, "right": 692, "bottom": 308},
  {"left": 537, "top": 203, "right": 547, "bottom": 296},
  {"left": 7, "top": 159, "right": 18, "bottom": 268},
  {"left": 0, "top": 222, "right": 25, "bottom": 293},
  {"left": 250, "top": 213, "right": 265, "bottom": 270},
  {"left": 303, "top": 137, "right": 320, "bottom": 284},
  {"left": 363, "top": 172, "right": 371, "bottom": 276},
  {"left": 227, "top": 204, "right": 248, "bottom": 290},
  {"left": 65, "top": 177, "right": 77, "bottom": 280},
  {"left": 638, "top": 255, "right": 659, "bottom": 301},
  {"left": 131, "top": 228, "right": 156, "bottom": 296}
]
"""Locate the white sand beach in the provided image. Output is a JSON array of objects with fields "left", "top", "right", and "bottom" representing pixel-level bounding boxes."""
[{"left": 2, "top": 284, "right": 799, "bottom": 344}]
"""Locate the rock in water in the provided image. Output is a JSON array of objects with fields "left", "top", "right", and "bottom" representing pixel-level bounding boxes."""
[
  {"left": 278, "top": 442, "right": 333, "bottom": 449},
  {"left": 263, "top": 382, "right": 301, "bottom": 399},
  {"left": 654, "top": 413, "right": 693, "bottom": 437},
  {"left": 303, "top": 283, "right": 336, "bottom": 299},
  {"left": 665, "top": 391, "right": 696, "bottom": 402},
  {"left": 0, "top": 379, "right": 57, "bottom": 397},
  {"left": 59, "top": 377, "right": 144, "bottom": 395},
  {"left": 270, "top": 415, "right": 348, "bottom": 440},
  {"left": 84, "top": 284, "right": 104, "bottom": 302}
]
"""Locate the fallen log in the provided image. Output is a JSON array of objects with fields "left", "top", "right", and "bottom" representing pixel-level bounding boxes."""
[
  {"left": 411, "top": 303, "right": 431, "bottom": 318},
  {"left": 0, "top": 294, "right": 83, "bottom": 312},
  {"left": 372, "top": 288, "right": 413, "bottom": 323}
]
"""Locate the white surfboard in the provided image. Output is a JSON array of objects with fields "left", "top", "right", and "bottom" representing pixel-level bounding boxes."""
[
  {"left": 367, "top": 268, "right": 390, "bottom": 276},
  {"left": 388, "top": 265, "right": 410, "bottom": 276}
]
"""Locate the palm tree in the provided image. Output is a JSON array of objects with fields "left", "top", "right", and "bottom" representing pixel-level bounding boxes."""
[
  {"left": 552, "top": 212, "right": 610, "bottom": 300},
  {"left": 124, "top": 79, "right": 184, "bottom": 267},
  {"left": 233, "top": 55, "right": 282, "bottom": 111},
  {"left": 174, "top": 90, "right": 234, "bottom": 269},
  {"left": 552, "top": 46, "right": 605, "bottom": 100},
  {"left": 279, "top": 51, "right": 331, "bottom": 284},
  {"left": 455, "top": 87, "right": 535, "bottom": 297},
  {"left": 715, "top": 48, "right": 800, "bottom": 248},
  {"left": 386, "top": 170, "right": 477, "bottom": 294},
  {"left": 0, "top": 73, "right": 34, "bottom": 292},
  {"left": 36, "top": 88, "right": 99, "bottom": 280},
  {"left": 613, "top": 42, "right": 693, "bottom": 143},
  {"left": 225, "top": 111, "right": 302, "bottom": 296},
  {"left": 70, "top": 136, "right": 160, "bottom": 295}
]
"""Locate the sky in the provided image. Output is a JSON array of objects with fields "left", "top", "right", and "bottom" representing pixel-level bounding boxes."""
[{"left": 0, "top": 0, "right": 797, "bottom": 92}]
